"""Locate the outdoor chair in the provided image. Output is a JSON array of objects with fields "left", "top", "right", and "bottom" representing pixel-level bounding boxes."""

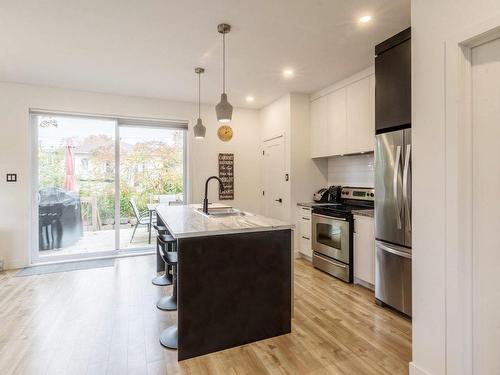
[{"left": 129, "top": 198, "right": 155, "bottom": 243}]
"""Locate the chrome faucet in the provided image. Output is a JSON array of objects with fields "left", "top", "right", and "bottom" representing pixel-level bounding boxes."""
[{"left": 203, "top": 176, "right": 225, "bottom": 214}]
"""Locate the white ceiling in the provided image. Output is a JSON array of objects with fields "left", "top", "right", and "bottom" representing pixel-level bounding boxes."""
[{"left": 0, "top": 0, "right": 410, "bottom": 109}]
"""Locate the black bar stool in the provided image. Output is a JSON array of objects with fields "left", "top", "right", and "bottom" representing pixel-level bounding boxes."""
[
  {"left": 156, "top": 241, "right": 177, "bottom": 311},
  {"left": 152, "top": 225, "right": 173, "bottom": 286},
  {"left": 159, "top": 250, "right": 178, "bottom": 350}
]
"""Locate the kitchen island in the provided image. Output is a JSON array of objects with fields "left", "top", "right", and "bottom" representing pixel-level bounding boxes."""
[{"left": 155, "top": 204, "right": 293, "bottom": 361}]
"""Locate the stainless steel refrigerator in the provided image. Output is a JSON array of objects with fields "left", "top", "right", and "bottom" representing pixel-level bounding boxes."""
[{"left": 374, "top": 128, "right": 412, "bottom": 316}]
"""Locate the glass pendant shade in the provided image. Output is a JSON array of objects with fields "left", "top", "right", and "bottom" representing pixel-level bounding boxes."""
[
  {"left": 216, "top": 93, "right": 233, "bottom": 123},
  {"left": 193, "top": 118, "right": 206, "bottom": 139}
]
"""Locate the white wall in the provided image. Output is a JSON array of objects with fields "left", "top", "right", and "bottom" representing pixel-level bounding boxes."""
[
  {"left": 260, "top": 93, "right": 327, "bottom": 257},
  {"left": 290, "top": 93, "right": 328, "bottom": 210},
  {"left": 260, "top": 94, "right": 292, "bottom": 217},
  {"left": 411, "top": 1, "right": 500, "bottom": 375},
  {"left": 0, "top": 81, "right": 261, "bottom": 269},
  {"left": 327, "top": 154, "right": 374, "bottom": 188}
]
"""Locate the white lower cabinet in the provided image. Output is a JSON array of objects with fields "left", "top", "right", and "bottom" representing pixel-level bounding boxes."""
[
  {"left": 353, "top": 215, "right": 375, "bottom": 286},
  {"left": 297, "top": 206, "right": 312, "bottom": 259}
]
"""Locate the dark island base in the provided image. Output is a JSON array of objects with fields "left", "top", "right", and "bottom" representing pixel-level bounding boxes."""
[{"left": 175, "top": 229, "right": 292, "bottom": 361}]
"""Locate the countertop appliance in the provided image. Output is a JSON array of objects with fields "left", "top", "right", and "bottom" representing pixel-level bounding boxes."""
[
  {"left": 311, "top": 187, "right": 374, "bottom": 283},
  {"left": 313, "top": 188, "right": 329, "bottom": 203},
  {"left": 374, "top": 27, "right": 412, "bottom": 317},
  {"left": 313, "top": 185, "right": 342, "bottom": 203}
]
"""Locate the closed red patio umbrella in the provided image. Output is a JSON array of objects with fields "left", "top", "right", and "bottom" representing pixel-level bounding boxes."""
[{"left": 63, "top": 140, "right": 77, "bottom": 192}]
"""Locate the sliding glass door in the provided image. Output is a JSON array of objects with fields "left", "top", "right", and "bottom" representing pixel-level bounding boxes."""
[
  {"left": 32, "top": 113, "right": 185, "bottom": 263},
  {"left": 118, "top": 124, "right": 185, "bottom": 250}
]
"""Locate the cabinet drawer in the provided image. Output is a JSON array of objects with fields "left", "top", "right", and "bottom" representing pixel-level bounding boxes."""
[
  {"left": 300, "top": 216, "right": 311, "bottom": 236},
  {"left": 297, "top": 206, "right": 312, "bottom": 218}
]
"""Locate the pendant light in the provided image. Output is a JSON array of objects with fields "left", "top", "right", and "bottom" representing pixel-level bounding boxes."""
[
  {"left": 193, "top": 67, "right": 206, "bottom": 139},
  {"left": 215, "top": 23, "right": 233, "bottom": 123}
]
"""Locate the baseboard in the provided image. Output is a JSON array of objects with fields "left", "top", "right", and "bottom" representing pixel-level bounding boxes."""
[
  {"left": 2, "top": 258, "right": 30, "bottom": 271},
  {"left": 354, "top": 277, "right": 375, "bottom": 291},
  {"left": 298, "top": 253, "right": 312, "bottom": 262},
  {"left": 409, "top": 362, "right": 433, "bottom": 375}
]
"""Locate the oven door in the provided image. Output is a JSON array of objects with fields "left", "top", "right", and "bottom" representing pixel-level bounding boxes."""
[{"left": 311, "top": 213, "right": 350, "bottom": 264}]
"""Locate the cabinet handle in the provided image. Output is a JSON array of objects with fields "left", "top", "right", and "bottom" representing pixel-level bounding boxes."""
[
  {"left": 302, "top": 207, "right": 311, "bottom": 211},
  {"left": 302, "top": 236, "right": 310, "bottom": 240},
  {"left": 302, "top": 217, "right": 310, "bottom": 221}
]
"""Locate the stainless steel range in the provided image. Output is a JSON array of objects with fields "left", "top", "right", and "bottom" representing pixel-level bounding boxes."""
[{"left": 311, "top": 187, "right": 374, "bottom": 282}]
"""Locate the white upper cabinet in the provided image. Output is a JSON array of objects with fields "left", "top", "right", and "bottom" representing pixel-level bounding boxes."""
[
  {"left": 327, "top": 87, "right": 347, "bottom": 156},
  {"left": 310, "top": 95, "right": 328, "bottom": 158},
  {"left": 310, "top": 71, "right": 374, "bottom": 158},
  {"left": 346, "top": 76, "right": 373, "bottom": 154}
]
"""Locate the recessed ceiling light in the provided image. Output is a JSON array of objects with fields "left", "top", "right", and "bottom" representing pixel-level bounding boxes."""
[
  {"left": 246, "top": 96, "right": 255, "bottom": 103},
  {"left": 283, "top": 69, "right": 294, "bottom": 78},
  {"left": 359, "top": 15, "right": 372, "bottom": 23}
]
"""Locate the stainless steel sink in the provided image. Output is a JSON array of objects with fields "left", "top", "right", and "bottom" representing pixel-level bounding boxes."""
[{"left": 195, "top": 208, "right": 247, "bottom": 217}]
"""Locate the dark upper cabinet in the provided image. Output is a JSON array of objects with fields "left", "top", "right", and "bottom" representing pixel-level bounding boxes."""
[{"left": 375, "top": 28, "right": 411, "bottom": 133}]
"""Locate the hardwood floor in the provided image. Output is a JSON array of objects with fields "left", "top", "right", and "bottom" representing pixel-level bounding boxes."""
[{"left": 0, "top": 256, "right": 411, "bottom": 374}]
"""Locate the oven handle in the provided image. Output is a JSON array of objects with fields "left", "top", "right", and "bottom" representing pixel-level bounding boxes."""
[
  {"left": 313, "top": 252, "right": 348, "bottom": 269},
  {"left": 312, "top": 213, "right": 346, "bottom": 221}
]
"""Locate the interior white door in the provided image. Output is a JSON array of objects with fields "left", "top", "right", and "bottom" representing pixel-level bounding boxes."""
[
  {"left": 263, "top": 137, "right": 286, "bottom": 220},
  {"left": 471, "top": 36, "right": 500, "bottom": 375}
]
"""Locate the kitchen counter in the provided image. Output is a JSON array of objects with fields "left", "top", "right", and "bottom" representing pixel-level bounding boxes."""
[
  {"left": 155, "top": 204, "right": 292, "bottom": 239},
  {"left": 154, "top": 204, "right": 292, "bottom": 361},
  {"left": 352, "top": 209, "right": 374, "bottom": 218}
]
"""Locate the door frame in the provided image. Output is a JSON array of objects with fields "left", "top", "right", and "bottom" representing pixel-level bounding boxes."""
[
  {"left": 442, "top": 16, "right": 500, "bottom": 374},
  {"left": 29, "top": 111, "right": 188, "bottom": 265}
]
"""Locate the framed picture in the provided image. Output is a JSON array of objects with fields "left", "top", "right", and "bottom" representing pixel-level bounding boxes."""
[{"left": 218, "top": 153, "right": 234, "bottom": 200}]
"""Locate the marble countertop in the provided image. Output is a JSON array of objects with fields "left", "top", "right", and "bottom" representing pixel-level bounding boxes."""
[
  {"left": 352, "top": 209, "right": 374, "bottom": 218},
  {"left": 155, "top": 204, "right": 293, "bottom": 239}
]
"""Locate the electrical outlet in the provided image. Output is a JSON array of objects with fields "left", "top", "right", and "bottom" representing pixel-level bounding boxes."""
[{"left": 6, "top": 173, "right": 17, "bottom": 182}]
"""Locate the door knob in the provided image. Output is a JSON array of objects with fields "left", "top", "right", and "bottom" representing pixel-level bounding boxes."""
[{"left": 275, "top": 198, "right": 282, "bottom": 203}]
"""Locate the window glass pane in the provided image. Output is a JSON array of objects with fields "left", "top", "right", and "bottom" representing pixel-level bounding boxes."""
[{"left": 118, "top": 125, "right": 184, "bottom": 249}]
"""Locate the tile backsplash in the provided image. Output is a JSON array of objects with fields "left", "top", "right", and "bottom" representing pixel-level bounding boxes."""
[{"left": 327, "top": 153, "right": 374, "bottom": 188}]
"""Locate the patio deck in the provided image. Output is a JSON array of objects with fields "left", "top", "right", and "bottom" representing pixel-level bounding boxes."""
[{"left": 39, "top": 225, "right": 154, "bottom": 258}]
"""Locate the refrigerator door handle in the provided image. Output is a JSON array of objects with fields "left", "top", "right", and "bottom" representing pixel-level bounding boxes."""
[
  {"left": 403, "top": 144, "right": 411, "bottom": 231},
  {"left": 393, "top": 145, "right": 402, "bottom": 229}
]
